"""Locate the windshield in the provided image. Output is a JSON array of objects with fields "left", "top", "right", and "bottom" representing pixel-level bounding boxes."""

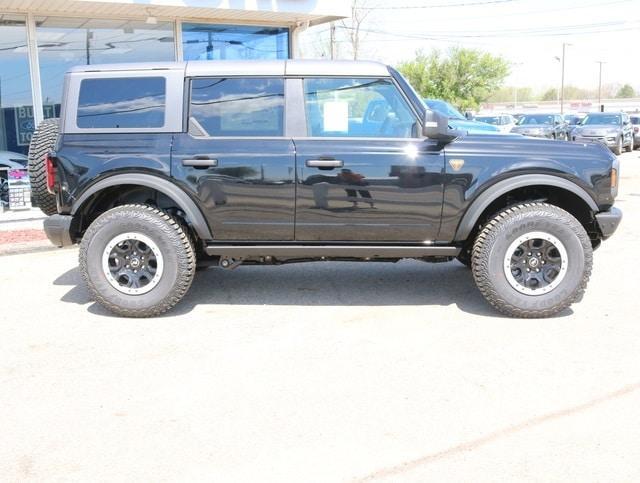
[
  {"left": 630, "top": 116, "right": 640, "bottom": 124},
  {"left": 424, "top": 99, "right": 465, "bottom": 120},
  {"left": 517, "top": 114, "right": 554, "bottom": 125},
  {"left": 475, "top": 116, "right": 500, "bottom": 124},
  {"left": 581, "top": 114, "right": 621, "bottom": 126}
]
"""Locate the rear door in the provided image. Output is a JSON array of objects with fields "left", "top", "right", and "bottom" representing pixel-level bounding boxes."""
[
  {"left": 292, "top": 77, "right": 445, "bottom": 242},
  {"left": 171, "top": 76, "right": 295, "bottom": 241}
]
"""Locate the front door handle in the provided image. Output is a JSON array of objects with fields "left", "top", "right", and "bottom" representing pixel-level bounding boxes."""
[
  {"left": 182, "top": 157, "right": 218, "bottom": 168},
  {"left": 306, "top": 159, "right": 344, "bottom": 169}
]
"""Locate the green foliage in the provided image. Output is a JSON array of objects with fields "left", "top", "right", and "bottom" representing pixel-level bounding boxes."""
[
  {"left": 487, "top": 86, "right": 533, "bottom": 103},
  {"left": 616, "top": 84, "right": 636, "bottom": 98},
  {"left": 541, "top": 88, "right": 558, "bottom": 102},
  {"left": 397, "top": 47, "right": 510, "bottom": 110}
]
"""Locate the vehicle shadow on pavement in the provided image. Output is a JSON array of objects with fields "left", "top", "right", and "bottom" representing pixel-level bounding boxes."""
[{"left": 54, "top": 260, "right": 572, "bottom": 318}]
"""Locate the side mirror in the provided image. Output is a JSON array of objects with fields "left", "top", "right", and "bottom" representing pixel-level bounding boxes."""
[
  {"left": 464, "top": 111, "right": 473, "bottom": 120},
  {"left": 422, "top": 109, "right": 458, "bottom": 142}
]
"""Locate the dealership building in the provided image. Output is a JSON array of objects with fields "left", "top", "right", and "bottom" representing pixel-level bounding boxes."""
[{"left": 0, "top": 0, "right": 348, "bottom": 156}]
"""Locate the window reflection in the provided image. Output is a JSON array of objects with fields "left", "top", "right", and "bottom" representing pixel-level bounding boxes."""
[
  {"left": 190, "top": 78, "right": 284, "bottom": 137},
  {"left": 35, "top": 17, "right": 175, "bottom": 113},
  {"left": 182, "top": 23, "right": 288, "bottom": 60},
  {"left": 0, "top": 14, "right": 34, "bottom": 156}
]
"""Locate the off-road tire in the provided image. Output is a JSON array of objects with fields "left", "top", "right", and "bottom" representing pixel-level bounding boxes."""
[
  {"left": 79, "top": 204, "right": 196, "bottom": 317},
  {"left": 613, "top": 136, "right": 623, "bottom": 155},
  {"left": 27, "top": 118, "right": 59, "bottom": 216},
  {"left": 471, "top": 203, "right": 592, "bottom": 318}
]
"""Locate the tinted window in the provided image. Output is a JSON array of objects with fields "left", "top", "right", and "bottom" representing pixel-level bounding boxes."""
[
  {"left": 517, "top": 114, "right": 554, "bottom": 125},
  {"left": 182, "top": 24, "right": 288, "bottom": 61},
  {"left": 631, "top": 116, "right": 640, "bottom": 124},
  {"left": 582, "top": 114, "right": 621, "bottom": 126},
  {"left": 190, "top": 78, "right": 284, "bottom": 137},
  {"left": 77, "top": 77, "right": 165, "bottom": 129},
  {"left": 305, "top": 78, "right": 416, "bottom": 138}
]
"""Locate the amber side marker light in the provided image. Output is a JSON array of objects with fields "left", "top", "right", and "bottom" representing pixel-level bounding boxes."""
[{"left": 611, "top": 168, "right": 618, "bottom": 189}]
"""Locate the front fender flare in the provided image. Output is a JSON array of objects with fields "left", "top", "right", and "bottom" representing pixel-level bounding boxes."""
[
  {"left": 71, "top": 173, "right": 213, "bottom": 240},
  {"left": 453, "top": 174, "right": 599, "bottom": 241}
]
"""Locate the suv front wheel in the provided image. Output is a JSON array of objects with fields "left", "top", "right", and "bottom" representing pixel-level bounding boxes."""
[
  {"left": 79, "top": 204, "right": 195, "bottom": 317},
  {"left": 471, "top": 203, "right": 592, "bottom": 318}
]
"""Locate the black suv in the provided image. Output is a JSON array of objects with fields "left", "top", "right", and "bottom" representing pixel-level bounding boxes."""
[{"left": 31, "top": 60, "right": 621, "bottom": 318}]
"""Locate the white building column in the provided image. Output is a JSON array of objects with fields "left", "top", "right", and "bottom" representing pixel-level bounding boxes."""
[{"left": 25, "top": 12, "right": 43, "bottom": 126}]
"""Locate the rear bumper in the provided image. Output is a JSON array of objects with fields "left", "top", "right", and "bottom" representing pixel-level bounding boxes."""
[
  {"left": 43, "top": 214, "right": 74, "bottom": 247},
  {"left": 595, "top": 207, "right": 622, "bottom": 239}
]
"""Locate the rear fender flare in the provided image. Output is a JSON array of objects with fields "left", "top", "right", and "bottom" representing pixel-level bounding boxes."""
[{"left": 71, "top": 173, "right": 213, "bottom": 240}]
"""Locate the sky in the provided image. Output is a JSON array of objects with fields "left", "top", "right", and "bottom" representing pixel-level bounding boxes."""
[{"left": 299, "top": 0, "right": 640, "bottom": 93}]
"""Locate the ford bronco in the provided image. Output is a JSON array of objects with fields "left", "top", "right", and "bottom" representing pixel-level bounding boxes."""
[{"left": 31, "top": 60, "right": 622, "bottom": 317}]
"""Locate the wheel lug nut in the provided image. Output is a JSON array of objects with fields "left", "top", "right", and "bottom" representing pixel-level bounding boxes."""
[
  {"left": 527, "top": 252, "right": 531, "bottom": 256},
  {"left": 536, "top": 268, "right": 540, "bottom": 272},
  {"left": 125, "top": 264, "right": 130, "bottom": 268},
  {"left": 526, "top": 268, "right": 530, "bottom": 272},
  {"left": 134, "top": 269, "right": 137, "bottom": 273}
]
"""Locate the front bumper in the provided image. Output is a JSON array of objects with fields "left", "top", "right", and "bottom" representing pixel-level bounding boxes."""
[
  {"left": 43, "top": 214, "right": 74, "bottom": 247},
  {"left": 574, "top": 135, "right": 618, "bottom": 146},
  {"left": 595, "top": 207, "right": 622, "bottom": 239}
]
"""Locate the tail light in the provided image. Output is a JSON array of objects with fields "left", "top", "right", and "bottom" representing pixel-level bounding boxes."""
[
  {"left": 634, "top": 126, "right": 638, "bottom": 133},
  {"left": 46, "top": 154, "right": 56, "bottom": 193},
  {"left": 611, "top": 168, "right": 618, "bottom": 189}
]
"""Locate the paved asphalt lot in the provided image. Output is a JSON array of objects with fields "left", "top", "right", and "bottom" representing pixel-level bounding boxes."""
[{"left": 2, "top": 151, "right": 640, "bottom": 482}]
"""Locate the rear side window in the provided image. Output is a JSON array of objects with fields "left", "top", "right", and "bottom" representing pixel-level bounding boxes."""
[
  {"left": 189, "top": 78, "right": 284, "bottom": 137},
  {"left": 77, "top": 77, "right": 166, "bottom": 129}
]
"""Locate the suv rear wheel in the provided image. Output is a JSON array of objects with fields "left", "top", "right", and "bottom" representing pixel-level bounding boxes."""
[
  {"left": 471, "top": 203, "right": 592, "bottom": 318},
  {"left": 79, "top": 204, "right": 195, "bottom": 317},
  {"left": 625, "top": 134, "right": 634, "bottom": 153},
  {"left": 613, "top": 136, "right": 623, "bottom": 155},
  {"left": 28, "top": 118, "right": 59, "bottom": 216}
]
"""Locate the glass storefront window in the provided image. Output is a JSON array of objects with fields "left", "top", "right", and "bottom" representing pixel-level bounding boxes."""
[
  {"left": 35, "top": 17, "right": 175, "bottom": 117},
  {"left": 0, "top": 14, "right": 34, "bottom": 156},
  {"left": 182, "top": 23, "right": 289, "bottom": 61}
]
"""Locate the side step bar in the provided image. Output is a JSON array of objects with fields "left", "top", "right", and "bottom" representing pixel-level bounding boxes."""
[{"left": 204, "top": 245, "right": 460, "bottom": 258}]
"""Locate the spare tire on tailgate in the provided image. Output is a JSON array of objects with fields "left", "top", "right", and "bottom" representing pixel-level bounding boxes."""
[{"left": 28, "top": 118, "right": 59, "bottom": 216}]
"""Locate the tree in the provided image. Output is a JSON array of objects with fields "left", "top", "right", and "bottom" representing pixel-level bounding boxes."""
[
  {"left": 616, "top": 84, "right": 635, "bottom": 98},
  {"left": 339, "top": 0, "right": 373, "bottom": 60},
  {"left": 397, "top": 48, "right": 510, "bottom": 110},
  {"left": 541, "top": 88, "right": 558, "bottom": 102}
]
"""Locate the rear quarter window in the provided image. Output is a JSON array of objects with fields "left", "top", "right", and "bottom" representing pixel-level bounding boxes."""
[{"left": 77, "top": 77, "right": 166, "bottom": 129}]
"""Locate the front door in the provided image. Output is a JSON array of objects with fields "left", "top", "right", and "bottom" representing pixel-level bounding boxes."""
[
  {"left": 172, "top": 76, "right": 295, "bottom": 241},
  {"left": 294, "top": 77, "right": 444, "bottom": 242}
]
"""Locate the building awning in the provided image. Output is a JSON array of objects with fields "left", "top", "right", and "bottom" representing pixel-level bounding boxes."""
[{"left": 0, "top": 0, "right": 350, "bottom": 27}]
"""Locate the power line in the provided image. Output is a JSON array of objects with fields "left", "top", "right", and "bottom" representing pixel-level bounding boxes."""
[{"left": 363, "top": 0, "right": 521, "bottom": 9}]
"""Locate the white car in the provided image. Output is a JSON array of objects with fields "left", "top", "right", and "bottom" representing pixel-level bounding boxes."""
[
  {"left": 0, "top": 151, "right": 28, "bottom": 205},
  {"left": 474, "top": 114, "right": 517, "bottom": 133}
]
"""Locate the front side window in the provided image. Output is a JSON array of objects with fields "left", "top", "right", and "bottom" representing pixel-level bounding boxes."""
[
  {"left": 77, "top": 77, "right": 166, "bottom": 129},
  {"left": 190, "top": 78, "right": 284, "bottom": 137},
  {"left": 304, "top": 78, "right": 417, "bottom": 138}
]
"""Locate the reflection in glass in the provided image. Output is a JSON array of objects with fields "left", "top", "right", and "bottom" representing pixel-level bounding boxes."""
[
  {"left": 0, "top": 14, "right": 34, "bottom": 155},
  {"left": 182, "top": 23, "right": 288, "bottom": 61},
  {"left": 35, "top": 17, "right": 175, "bottom": 113},
  {"left": 77, "top": 77, "right": 166, "bottom": 129},
  {"left": 190, "top": 78, "right": 284, "bottom": 137},
  {"left": 303, "top": 78, "right": 416, "bottom": 138}
]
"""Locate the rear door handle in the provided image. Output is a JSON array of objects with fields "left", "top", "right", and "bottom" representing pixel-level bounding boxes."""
[
  {"left": 182, "top": 158, "right": 218, "bottom": 168},
  {"left": 306, "top": 159, "right": 344, "bottom": 169}
]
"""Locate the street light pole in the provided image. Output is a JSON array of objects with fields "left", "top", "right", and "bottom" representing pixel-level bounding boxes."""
[
  {"left": 596, "top": 61, "right": 605, "bottom": 110},
  {"left": 560, "top": 43, "right": 571, "bottom": 115}
]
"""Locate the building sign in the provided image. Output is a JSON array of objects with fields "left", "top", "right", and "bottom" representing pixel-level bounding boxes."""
[
  {"left": 7, "top": 168, "right": 31, "bottom": 209},
  {"left": 14, "top": 105, "right": 58, "bottom": 146}
]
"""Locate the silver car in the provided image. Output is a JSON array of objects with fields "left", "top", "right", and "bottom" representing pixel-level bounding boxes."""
[
  {"left": 572, "top": 112, "right": 634, "bottom": 155},
  {"left": 631, "top": 115, "right": 640, "bottom": 149}
]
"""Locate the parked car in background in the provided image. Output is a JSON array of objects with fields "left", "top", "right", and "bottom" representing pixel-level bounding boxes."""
[
  {"left": 572, "top": 112, "right": 634, "bottom": 155},
  {"left": 563, "top": 114, "right": 584, "bottom": 139},
  {"left": 511, "top": 113, "right": 568, "bottom": 140},
  {"left": 424, "top": 99, "right": 500, "bottom": 134},
  {"left": 0, "top": 151, "right": 28, "bottom": 206},
  {"left": 474, "top": 114, "right": 517, "bottom": 133},
  {"left": 630, "top": 114, "right": 640, "bottom": 149}
]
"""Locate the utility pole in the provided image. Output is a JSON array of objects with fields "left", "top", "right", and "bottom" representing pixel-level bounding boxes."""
[
  {"left": 560, "top": 43, "right": 571, "bottom": 115},
  {"left": 596, "top": 61, "right": 606, "bottom": 111},
  {"left": 329, "top": 22, "right": 336, "bottom": 60}
]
